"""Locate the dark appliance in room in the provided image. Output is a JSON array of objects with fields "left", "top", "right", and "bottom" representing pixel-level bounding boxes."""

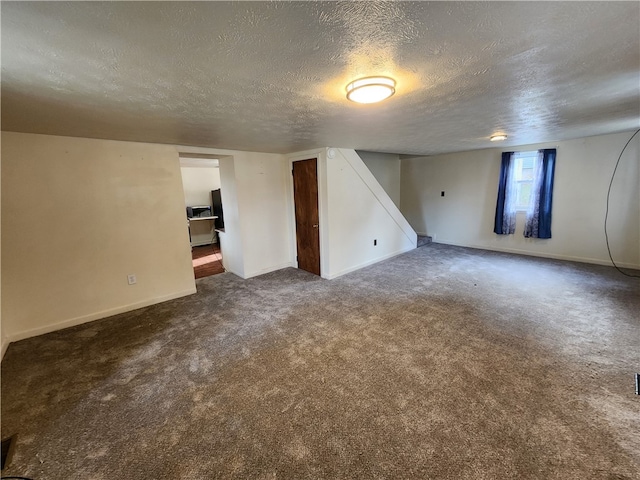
[{"left": 211, "top": 189, "right": 225, "bottom": 230}]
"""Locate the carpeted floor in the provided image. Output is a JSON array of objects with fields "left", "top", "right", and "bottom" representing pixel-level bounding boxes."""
[{"left": 1, "top": 244, "right": 639, "bottom": 479}]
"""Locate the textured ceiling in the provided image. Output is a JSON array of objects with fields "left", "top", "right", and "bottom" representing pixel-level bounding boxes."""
[{"left": 2, "top": 1, "right": 639, "bottom": 156}]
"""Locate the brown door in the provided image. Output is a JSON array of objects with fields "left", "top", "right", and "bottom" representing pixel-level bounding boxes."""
[{"left": 292, "top": 158, "right": 321, "bottom": 276}]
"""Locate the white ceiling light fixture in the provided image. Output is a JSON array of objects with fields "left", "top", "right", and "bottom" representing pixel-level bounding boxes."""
[
  {"left": 490, "top": 134, "right": 508, "bottom": 142},
  {"left": 346, "top": 76, "right": 396, "bottom": 104}
]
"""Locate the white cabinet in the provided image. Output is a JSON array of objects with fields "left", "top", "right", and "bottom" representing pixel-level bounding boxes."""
[{"left": 188, "top": 208, "right": 218, "bottom": 247}]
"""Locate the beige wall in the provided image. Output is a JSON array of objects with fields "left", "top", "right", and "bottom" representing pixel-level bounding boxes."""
[
  {"left": 1, "top": 132, "right": 196, "bottom": 347},
  {"left": 0, "top": 133, "right": 3, "bottom": 358},
  {"left": 400, "top": 131, "right": 640, "bottom": 268}
]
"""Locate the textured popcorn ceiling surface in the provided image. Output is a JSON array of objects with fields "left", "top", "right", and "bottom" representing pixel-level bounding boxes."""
[{"left": 1, "top": 1, "right": 639, "bottom": 155}]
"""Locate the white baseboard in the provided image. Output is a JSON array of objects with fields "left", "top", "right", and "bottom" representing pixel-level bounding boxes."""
[
  {"left": 435, "top": 240, "right": 640, "bottom": 270},
  {"left": 5, "top": 287, "right": 197, "bottom": 346},
  {"left": 325, "top": 245, "right": 416, "bottom": 280}
]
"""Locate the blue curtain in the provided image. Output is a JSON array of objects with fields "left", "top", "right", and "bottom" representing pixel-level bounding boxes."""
[
  {"left": 524, "top": 149, "right": 556, "bottom": 239},
  {"left": 494, "top": 152, "right": 515, "bottom": 235}
]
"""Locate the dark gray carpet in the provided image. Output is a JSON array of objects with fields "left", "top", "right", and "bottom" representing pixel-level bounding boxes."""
[{"left": 2, "top": 244, "right": 639, "bottom": 479}]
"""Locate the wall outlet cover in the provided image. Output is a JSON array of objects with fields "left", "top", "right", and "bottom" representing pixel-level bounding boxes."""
[{"left": 127, "top": 274, "right": 137, "bottom": 285}]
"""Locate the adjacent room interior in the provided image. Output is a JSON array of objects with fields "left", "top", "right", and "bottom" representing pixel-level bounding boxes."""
[
  {"left": 1, "top": 2, "right": 639, "bottom": 478},
  {"left": 179, "top": 154, "right": 225, "bottom": 279}
]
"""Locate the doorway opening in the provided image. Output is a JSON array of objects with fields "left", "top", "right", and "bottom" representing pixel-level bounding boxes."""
[{"left": 180, "top": 154, "right": 225, "bottom": 279}]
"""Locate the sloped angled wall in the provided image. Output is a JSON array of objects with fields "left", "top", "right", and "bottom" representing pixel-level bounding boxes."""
[{"left": 324, "top": 148, "right": 417, "bottom": 279}]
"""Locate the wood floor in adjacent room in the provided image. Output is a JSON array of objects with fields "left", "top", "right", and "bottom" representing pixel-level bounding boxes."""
[
  {"left": 1, "top": 244, "right": 639, "bottom": 479},
  {"left": 192, "top": 243, "right": 224, "bottom": 278}
]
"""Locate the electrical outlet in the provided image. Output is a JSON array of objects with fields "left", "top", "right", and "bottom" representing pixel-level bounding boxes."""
[
  {"left": 127, "top": 274, "right": 137, "bottom": 285},
  {"left": 374, "top": 239, "right": 377, "bottom": 246},
  {"left": 432, "top": 234, "right": 437, "bottom": 241}
]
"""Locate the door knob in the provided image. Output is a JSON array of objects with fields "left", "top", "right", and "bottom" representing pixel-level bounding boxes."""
[{"left": 313, "top": 224, "right": 319, "bottom": 228}]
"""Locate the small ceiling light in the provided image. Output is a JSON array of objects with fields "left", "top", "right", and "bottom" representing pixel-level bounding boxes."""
[
  {"left": 490, "top": 134, "right": 508, "bottom": 142},
  {"left": 346, "top": 76, "right": 396, "bottom": 104}
]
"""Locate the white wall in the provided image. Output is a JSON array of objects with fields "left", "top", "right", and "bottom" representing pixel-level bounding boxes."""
[
  {"left": 357, "top": 151, "right": 401, "bottom": 207},
  {"left": 234, "top": 153, "right": 293, "bottom": 278},
  {"left": 217, "top": 156, "right": 245, "bottom": 277},
  {"left": 180, "top": 165, "right": 221, "bottom": 206},
  {"left": 1, "top": 132, "right": 196, "bottom": 348},
  {"left": 400, "top": 131, "right": 640, "bottom": 268},
  {"left": 318, "top": 148, "right": 416, "bottom": 279}
]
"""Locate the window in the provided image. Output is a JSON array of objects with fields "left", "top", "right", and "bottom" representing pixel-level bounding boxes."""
[
  {"left": 512, "top": 151, "right": 537, "bottom": 211},
  {"left": 494, "top": 149, "right": 557, "bottom": 239}
]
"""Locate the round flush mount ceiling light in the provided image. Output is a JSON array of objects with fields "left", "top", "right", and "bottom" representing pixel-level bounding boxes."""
[
  {"left": 346, "top": 76, "right": 396, "bottom": 104},
  {"left": 490, "top": 134, "right": 508, "bottom": 142}
]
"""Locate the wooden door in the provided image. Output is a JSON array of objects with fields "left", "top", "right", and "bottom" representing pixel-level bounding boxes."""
[{"left": 292, "top": 158, "right": 321, "bottom": 276}]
